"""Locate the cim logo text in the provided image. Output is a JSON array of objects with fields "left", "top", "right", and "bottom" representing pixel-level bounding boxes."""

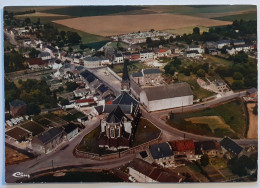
[{"left": 12, "top": 172, "right": 30, "bottom": 178}]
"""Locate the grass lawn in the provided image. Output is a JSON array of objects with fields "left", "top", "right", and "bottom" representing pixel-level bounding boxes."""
[
  {"left": 164, "top": 26, "right": 209, "bottom": 35},
  {"left": 77, "top": 118, "right": 161, "bottom": 154},
  {"left": 110, "top": 61, "right": 150, "bottom": 75},
  {"left": 185, "top": 116, "right": 234, "bottom": 134},
  {"left": 204, "top": 54, "right": 233, "bottom": 67},
  {"left": 167, "top": 99, "right": 246, "bottom": 138},
  {"left": 132, "top": 118, "right": 161, "bottom": 147},
  {"left": 20, "top": 121, "right": 45, "bottom": 136},
  {"left": 210, "top": 157, "right": 228, "bottom": 169},
  {"left": 108, "top": 41, "right": 129, "bottom": 49},
  {"left": 61, "top": 112, "right": 85, "bottom": 122},
  {"left": 177, "top": 73, "right": 215, "bottom": 99}
]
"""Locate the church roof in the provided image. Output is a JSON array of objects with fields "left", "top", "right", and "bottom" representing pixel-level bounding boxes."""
[
  {"left": 106, "top": 105, "right": 129, "bottom": 123},
  {"left": 113, "top": 92, "right": 138, "bottom": 106}
]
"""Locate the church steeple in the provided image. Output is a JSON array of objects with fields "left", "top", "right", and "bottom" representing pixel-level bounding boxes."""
[{"left": 121, "top": 59, "right": 130, "bottom": 92}]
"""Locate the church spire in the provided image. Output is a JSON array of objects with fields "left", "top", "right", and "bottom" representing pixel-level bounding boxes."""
[{"left": 121, "top": 59, "right": 130, "bottom": 92}]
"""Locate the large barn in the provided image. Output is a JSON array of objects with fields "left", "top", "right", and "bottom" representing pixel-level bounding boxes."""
[{"left": 140, "top": 83, "right": 193, "bottom": 112}]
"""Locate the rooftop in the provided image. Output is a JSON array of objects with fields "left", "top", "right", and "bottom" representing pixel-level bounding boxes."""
[
  {"left": 9, "top": 99, "right": 26, "bottom": 107},
  {"left": 220, "top": 137, "right": 243, "bottom": 155},
  {"left": 149, "top": 142, "right": 173, "bottom": 160},
  {"left": 63, "top": 123, "right": 78, "bottom": 134},
  {"left": 36, "top": 127, "right": 64, "bottom": 144}
]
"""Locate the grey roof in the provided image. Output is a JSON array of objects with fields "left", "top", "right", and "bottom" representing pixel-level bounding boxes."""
[
  {"left": 149, "top": 142, "right": 173, "bottom": 160},
  {"left": 103, "top": 104, "right": 132, "bottom": 114},
  {"left": 142, "top": 83, "right": 193, "bottom": 101},
  {"left": 198, "top": 141, "right": 217, "bottom": 151},
  {"left": 132, "top": 72, "right": 143, "bottom": 77},
  {"left": 220, "top": 137, "right": 243, "bottom": 155},
  {"left": 143, "top": 68, "right": 161, "bottom": 75},
  {"left": 9, "top": 99, "right": 26, "bottom": 107},
  {"left": 94, "top": 105, "right": 104, "bottom": 114},
  {"left": 113, "top": 92, "right": 138, "bottom": 106},
  {"left": 187, "top": 50, "right": 199, "bottom": 54},
  {"left": 115, "top": 53, "right": 123, "bottom": 57},
  {"left": 36, "top": 127, "right": 64, "bottom": 144},
  {"left": 106, "top": 105, "right": 129, "bottom": 123},
  {"left": 84, "top": 56, "right": 100, "bottom": 62},
  {"left": 40, "top": 52, "right": 50, "bottom": 57},
  {"left": 63, "top": 123, "right": 78, "bottom": 134},
  {"left": 217, "top": 40, "right": 230, "bottom": 44},
  {"left": 247, "top": 88, "right": 257, "bottom": 94}
]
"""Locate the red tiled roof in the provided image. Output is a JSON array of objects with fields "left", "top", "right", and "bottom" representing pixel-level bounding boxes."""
[
  {"left": 169, "top": 140, "right": 195, "bottom": 152},
  {"left": 106, "top": 100, "right": 113, "bottom": 105},
  {"left": 158, "top": 49, "right": 166, "bottom": 53},
  {"left": 27, "top": 58, "right": 45, "bottom": 65},
  {"left": 75, "top": 98, "right": 95, "bottom": 104}
]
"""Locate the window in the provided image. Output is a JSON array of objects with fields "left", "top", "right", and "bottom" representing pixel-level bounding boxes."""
[{"left": 110, "top": 128, "right": 115, "bottom": 138}]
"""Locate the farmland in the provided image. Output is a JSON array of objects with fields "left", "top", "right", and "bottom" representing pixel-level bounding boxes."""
[
  {"left": 213, "top": 11, "right": 257, "bottom": 21},
  {"left": 52, "top": 14, "right": 232, "bottom": 37},
  {"left": 167, "top": 99, "right": 247, "bottom": 138}
]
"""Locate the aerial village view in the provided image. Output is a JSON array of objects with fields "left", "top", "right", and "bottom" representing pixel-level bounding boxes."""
[{"left": 3, "top": 5, "right": 258, "bottom": 183}]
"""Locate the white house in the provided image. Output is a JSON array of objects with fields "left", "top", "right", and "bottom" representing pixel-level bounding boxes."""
[
  {"left": 188, "top": 45, "right": 204, "bottom": 54},
  {"left": 140, "top": 50, "right": 154, "bottom": 61},
  {"left": 140, "top": 83, "right": 193, "bottom": 112},
  {"left": 114, "top": 54, "right": 124, "bottom": 64},
  {"left": 186, "top": 50, "right": 202, "bottom": 58},
  {"left": 216, "top": 40, "right": 230, "bottom": 49}
]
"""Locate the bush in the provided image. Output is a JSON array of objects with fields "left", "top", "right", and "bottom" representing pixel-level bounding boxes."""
[
  {"left": 197, "top": 69, "right": 205, "bottom": 77},
  {"left": 233, "top": 72, "right": 243, "bottom": 80},
  {"left": 200, "top": 154, "right": 209, "bottom": 166}
]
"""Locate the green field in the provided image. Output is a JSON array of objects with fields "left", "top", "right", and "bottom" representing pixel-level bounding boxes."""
[
  {"left": 177, "top": 73, "right": 215, "bottom": 100},
  {"left": 42, "top": 6, "right": 145, "bottom": 17},
  {"left": 20, "top": 121, "right": 45, "bottom": 136},
  {"left": 167, "top": 99, "right": 247, "bottom": 138},
  {"left": 213, "top": 11, "right": 257, "bottom": 21},
  {"left": 132, "top": 118, "right": 161, "bottom": 147},
  {"left": 204, "top": 54, "right": 233, "bottom": 67}
]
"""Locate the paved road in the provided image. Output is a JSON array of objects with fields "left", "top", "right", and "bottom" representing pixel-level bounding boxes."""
[
  {"left": 141, "top": 91, "right": 258, "bottom": 145},
  {"left": 5, "top": 119, "right": 135, "bottom": 183}
]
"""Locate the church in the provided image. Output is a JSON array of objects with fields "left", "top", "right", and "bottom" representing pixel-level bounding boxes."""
[{"left": 98, "top": 60, "right": 141, "bottom": 151}]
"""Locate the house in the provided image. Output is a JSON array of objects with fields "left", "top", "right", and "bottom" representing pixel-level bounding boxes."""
[
  {"left": 216, "top": 40, "right": 230, "bottom": 49},
  {"left": 157, "top": 49, "right": 171, "bottom": 57},
  {"left": 73, "top": 88, "right": 90, "bottom": 98},
  {"left": 148, "top": 142, "right": 174, "bottom": 167},
  {"left": 27, "top": 58, "right": 48, "bottom": 70},
  {"left": 131, "top": 52, "right": 141, "bottom": 61},
  {"left": 234, "top": 44, "right": 250, "bottom": 52},
  {"left": 98, "top": 61, "right": 141, "bottom": 151},
  {"left": 44, "top": 45, "right": 58, "bottom": 56},
  {"left": 31, "top": 127, "right": 64, "bottom": 154},
  {"left": 83, "top": 56, "right": 109, "bottom": 68},
  {"left": 140, "top": 83, "right": 193, "bottom": 112},
  {"left": 220, "top": 137, "right": 243, "bottom": 159},
  {"left": 194, "top": 140, "right": 223, "bottom": 158},
  {"left": 9, "top": 99, "right": 27, "bottom": 117},
  {"left": 186, "top": 50, "right": 202, "bottom": 58},
  {"left": 63, "top": 123, "right": 78, "bottom": 140},
  {"left": 131, "top": 68, "right": 163, "bottom": 86},
  {"left": 40, "top": 52, "right": 51, "bottom": 60},
  {"left": 5, "top": 127, "right": 32, "bottom": 142},
  {"left": 128, "top": 158, "right": 184, "bottom": 183},
  {"left": 245, "top": 88, "right": 258, "bottom": 101},
  {"left": 114, "top": 54, "right": 124, "bottom": 64},
  {"left": 49, "top": 59, "right": 63, "bottom": 70},
  {"left": 168, "top": 140, "right": 196, "bottom": 161},
  {"left": 140, "top": 50, "right": 154, "bottom": 61},
  {"left": 188, "top": 45, "right": 204, "bottom": 54},
  {"left": 233, "top": 40, "right": 245, "bottom": 46}
]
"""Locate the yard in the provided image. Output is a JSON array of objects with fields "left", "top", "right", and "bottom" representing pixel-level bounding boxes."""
[
  {"left": 20, "top": 121, "right": 46, "bottom": 136},
  {"left": 203, "top": 54, "right": 233, "bottom": 67},
  {"left": 177, "top": 73, "right": 215, "bottom": 100},
  {"left": 110, "top": 61, "right": 150, "bottom": 75},
  {"left": 132, "top": 118, "right": 161, "bottom": 147},
  {"left": 77, "top": 118, "right": 161, "bottom": 154},
  {"left": 167, "top": 99, "right": 247, "bottom": 138}
]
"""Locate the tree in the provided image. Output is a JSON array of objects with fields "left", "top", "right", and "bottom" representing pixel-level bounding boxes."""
[
  {"left": 66, "top": 31, "right": 81, "bottom": 44},
  {"left": 169, "top": 36, "right": 174, "bottom": 43},
  {"left": 146, "top": 37, "right": 153, "bottom": 44},
  {"left": 65, "top": 82, "right": 78, "bottom": 91},
  {"left": 29, "top": 48, "right": 40, "bottom": 58},
  {"left": 200, "top": 154, "right": 209, "bottom": 166},
  {"left": 26, "top": 103, "right": 41, "bottom": 115},
  {"left": 197, "top": 69, "right": 205, "bottom": 77},
  {"left": 24, "top": 17, "right": 31, "bottom": 25},
  {"left": 253, "top": 104, "right": 258, "bottom": 115},
  {"left": 193, "top": 27, "right": 200, "bottom": 35},
  {"left": 232, "top": 80, "right": 244, "bottom": 90},
  {"left": 60, "top": 98, "right": 69, "bottom": 106},
  {"left": 233, "top": 72, "right": 243, "bottom": 80}
]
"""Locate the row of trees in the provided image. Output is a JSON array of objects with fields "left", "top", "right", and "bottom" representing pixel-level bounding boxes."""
[{"left": 4, "top": 51, "right": 27, "bottom": 73}]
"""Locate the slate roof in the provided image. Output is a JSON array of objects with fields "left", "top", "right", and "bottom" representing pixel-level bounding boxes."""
[
  {"left": 194, "top": 142, "right": 203, "bottom": 155},
  {"left": 149, "top": 142, "right": 173, "bottom": 160},
  {"left": 106, "top": 105, "right": 129, "bottom": 123},
  {"left": 40, "top": 52, "right": 50, "bottom": 57},
  {"left": 217, "top": 40, "right": 230, "bottom": 44},
  {"left": 139, "top": 151, "right": 148, "bottom": 158},
  {"left": 97, "top": 84, "right": 109, "bottom": 93},
  {"left": 143, "top": 68, "right": 161, "bottom": 75},
  {"left": 132, "top": 72, "right": 143, "bottom": 77},
  {"left": 113, "top": 92, "right": 138, "bottom": 106},
  {"left": 247, "top": 88, "right": 257, "bottom": 94},
  {"left": 142, "top": 83, "right": 193, "bottom": 101},
  {"left": 80, "top": 70, "right": 98, "bottom": 83},
  {"left": 187, "top": 50, "right": 199, "bottom": 54},
  {"left": 103, "top": 104, "right": 132, "bottom": 114},
  {"left": 115, "top": 53, "right": 123, "bottom": 57},
  {"left": 197, "top": 140, "right": 218, "bottom": 151},
  {"left": 36, "top": 127, "right": 64, "bottom": 144},
  {"left": 63, "top": 123, "right": 78, "bottom": 134},
  {"left": 94, "top": 105, "right": 104, "bottom": 114},
  {"left": 84, "top": 56, "right": 101, "bottom": 62},
  {"left": 9, "top": 99, "right": 26, "bottom": 107},
  {"left": 220, "top": 137, "right": 243, "bottom": 155}
]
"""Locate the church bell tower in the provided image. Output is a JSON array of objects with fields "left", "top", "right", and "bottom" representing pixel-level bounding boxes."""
[{"left": 121, "top": 59, "right": 130, "bottom": 92}]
